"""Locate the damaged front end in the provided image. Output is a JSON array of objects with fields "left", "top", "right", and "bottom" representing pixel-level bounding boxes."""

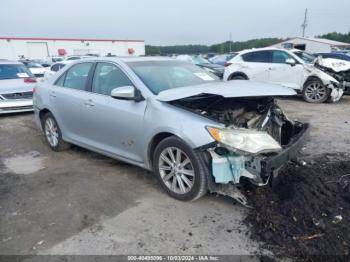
[
  {"left": 314, "top": 57, "right": 350, "bottom": 99},
  {"left": 171, "top": 95, "right": 309, "bottom": 204}
]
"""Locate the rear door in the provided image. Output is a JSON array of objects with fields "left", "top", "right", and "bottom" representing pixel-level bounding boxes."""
[
  {"left": 268, "top": 50, "right": 304, "bottom": 89},
  {"left": 48, "top": 62, "right": 95, "bottom": 144},
  {"left": 81, "top": 62, "right": 147, "bottom": 162},
  {"left": 240, "top": 51, "right": 272, "bottom": 81}
]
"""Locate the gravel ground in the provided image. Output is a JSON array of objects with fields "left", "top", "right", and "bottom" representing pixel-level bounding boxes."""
[{"left": 0, "top": 96, "right": 349, "bottom": 256}]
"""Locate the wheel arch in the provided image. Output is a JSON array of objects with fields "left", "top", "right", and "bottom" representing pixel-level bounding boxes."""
[
  {"left": 303, "top": 75, "right": 323, "bottom": 88},
  {"left": 147, "top": 132, "right": 177, "bottom": 169},
  {"left": 228, "top": 72, "right": 249, "bottom": 80},
  {"left": 39, "top": 108, "right": 52, "bottom": 125}
]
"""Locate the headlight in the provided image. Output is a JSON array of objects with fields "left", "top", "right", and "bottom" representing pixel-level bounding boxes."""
[{"left": 206, "top": 127, "right": 282, "bottom": 154}]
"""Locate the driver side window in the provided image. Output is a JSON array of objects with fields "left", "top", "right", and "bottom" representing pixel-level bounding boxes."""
[
  {"left": 272, "top": 51, "right": 293, "bottom": 64},
  {"left": 92, "top": 63, "right": 133, "bottom": 96}
]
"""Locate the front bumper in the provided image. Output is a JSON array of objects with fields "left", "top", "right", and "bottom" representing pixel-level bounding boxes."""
[
  {"left": 260, "top": 123, "right": 309, "bottom": 178},
  {"left": 208, "top": 122, "right": 310, "bottom": 187},
  {"left": 0, "top": 99, "right": 33, "bottom": 114}
]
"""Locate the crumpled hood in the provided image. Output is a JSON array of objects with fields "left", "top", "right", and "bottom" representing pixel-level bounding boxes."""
[
  {"left": 156, "top": 80, "right": 296, "bottom": 102},
  {"left": 316, "top": 57, "right": 350, "bottom": 73}
]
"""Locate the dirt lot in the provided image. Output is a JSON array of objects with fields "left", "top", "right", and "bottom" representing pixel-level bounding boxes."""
[{"left": 0, "top": 96, "right": 350, "bottom": 257}]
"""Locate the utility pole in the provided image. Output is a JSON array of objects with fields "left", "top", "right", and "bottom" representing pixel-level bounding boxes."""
[
  {"left": 301, "top": 8, "right": 308, "bottom": 37},
  {"left": 229, "top": 32, "right": 232, "bottom": 53}
]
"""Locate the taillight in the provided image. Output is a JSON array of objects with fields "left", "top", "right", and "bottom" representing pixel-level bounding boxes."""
[
  {"left": 224, "top": 62, "right": 232, "bottom": 67},
  {"left": 24, "top": 77, "right": 37, "bottom": 83}
]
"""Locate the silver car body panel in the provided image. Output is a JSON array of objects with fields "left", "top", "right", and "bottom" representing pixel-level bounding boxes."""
[{"left": 33, "top": 57, "right": 300, "bottom": 171}]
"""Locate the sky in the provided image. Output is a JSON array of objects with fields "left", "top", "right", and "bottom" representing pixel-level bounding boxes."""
[{"left": 0, "top": 0, "right": 349, "bottom": 45}]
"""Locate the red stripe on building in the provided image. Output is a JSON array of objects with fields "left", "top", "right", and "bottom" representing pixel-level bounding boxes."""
[{"left": 0, "top": 36, "right": 144, "bottom": 43}]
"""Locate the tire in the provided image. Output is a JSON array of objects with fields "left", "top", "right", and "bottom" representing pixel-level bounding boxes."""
[
  {"left": 42, "top": 112, "right": 70, "bottom": 152},
  {"left": 153, "top": 136, "right": 208, "bottom": 201},
  {"left": 229, "top": 74, "right": 248, "bottom": 80},
  {"left": 302, "top": 79, "right": 330, "bottom": 103}
]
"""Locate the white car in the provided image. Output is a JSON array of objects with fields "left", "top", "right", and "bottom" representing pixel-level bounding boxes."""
[
  {"left": 223, "top": 48, "right": 343, "bottom": 103},
  {"left": 20, "top": 61, "right": 46, "bottom": 79},
  {"left": 43, "top": 60, "right": 73, "bottom": 79},
  {"left": 43, "top": 57, "right": 64, "bottom": 66},
  {"left": 65, "top": 55, "right": 92, "bottom": 61}
]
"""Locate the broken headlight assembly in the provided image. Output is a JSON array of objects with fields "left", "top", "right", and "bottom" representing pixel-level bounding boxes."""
[{"left": 206, "top": 127, "right": 282, "bottom": 155}]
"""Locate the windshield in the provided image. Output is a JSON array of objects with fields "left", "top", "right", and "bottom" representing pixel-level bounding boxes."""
[
  {"left": 127, "top": 60, "right": 220, "bottom": 94},
  {"left": 293, "top": 51, "right": 316, "bottom": 64},
  {"left": 0, "top": 64, "right": 34, "bottom": 80}
]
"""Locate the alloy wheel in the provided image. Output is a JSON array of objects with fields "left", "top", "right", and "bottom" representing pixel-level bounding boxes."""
[
  {"left": 45, "top": 117, "right": 59, "bottom": 147},
  {"left": 158, "top": 147, "right": 195, "bottom": 194},
  {"left": 305, "top": 82, "right": 327, "bottom": 102}
]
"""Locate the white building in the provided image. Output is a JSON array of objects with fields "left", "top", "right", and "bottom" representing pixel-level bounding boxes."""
[
  {"left": 271, "top": 37, "right": 350, "bottom": 53},
  {"left": 0, "top": 36, "right": 145, "bottom": 60}
]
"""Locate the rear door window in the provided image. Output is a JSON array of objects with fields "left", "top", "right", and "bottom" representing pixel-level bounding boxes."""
[
  {"left": 242, "top": 51, "right": 272, "bottom": 63},
  {"left": 62, "top": 63, "right": 93, "bottom": 91},
  {"left": 92, "top": 62, "right": 133, "bottom": 96}
]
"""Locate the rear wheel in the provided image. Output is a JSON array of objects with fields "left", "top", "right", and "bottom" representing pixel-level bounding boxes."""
[
  {"left": 153, "top": 136, "right": 208, "bottom": 201},
  {"left": 42, "top": 113, "right": 70, "bottom": 151},
  {"left": 302, "top": 79, "right": 330, "bottom": 103}
]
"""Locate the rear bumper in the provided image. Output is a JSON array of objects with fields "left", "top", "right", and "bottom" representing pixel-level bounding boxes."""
[
  {"left": 261, "top": 123, "right": 309, "bottom": 177},
  {"left": 0, "top": 99, "right": 33, "bottom": 114}
]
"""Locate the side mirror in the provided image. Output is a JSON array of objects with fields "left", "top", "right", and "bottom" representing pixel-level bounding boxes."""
[
  {"left": 111, "top": 86, "right": 144, "bottom": 102},
  {"left": 285, "top": 58, "right": 296, "bottom": 66}
]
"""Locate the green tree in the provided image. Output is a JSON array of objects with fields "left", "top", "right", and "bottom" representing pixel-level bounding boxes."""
[{"left": 318, "top": 32, "right": 350, "bottom": 43}]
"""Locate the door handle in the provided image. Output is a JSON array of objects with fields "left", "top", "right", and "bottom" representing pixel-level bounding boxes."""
[
  {"left": 49, "top": 91, "right": 56, "bottom": 98},
  {"left": 84, "top": 99, "right": 95, "bottom": 107}
]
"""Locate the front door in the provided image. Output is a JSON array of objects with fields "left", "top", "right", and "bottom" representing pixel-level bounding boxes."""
[
  {"left": 268, "top": 50, "right": 304, "bottom": 90},
  {"left": 82, "top": 62, "right": 147, "bottom": 163}
]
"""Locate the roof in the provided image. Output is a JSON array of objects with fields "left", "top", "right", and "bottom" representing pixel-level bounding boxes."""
[
  {"left": 100, "top": 56, "right": 175, "bottom": 63},
  {"left": 236, "top": 47, "right": 284, "bottom": 55},
  {"left": 0, "top": 36, "right": 144, "bottom": 43},
  {"left": 276, "top": 37, "right": 350, "bottom": 47}
]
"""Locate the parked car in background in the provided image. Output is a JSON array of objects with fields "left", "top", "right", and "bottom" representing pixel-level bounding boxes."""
[
  {"left": 42, "top": 57, "right": 65, "bottom": 67},
  {"left": 19, "top": 60, "right": 46, "bottom": 79},
  {"left": 209, "top": 53, "right": 237, "bottom": 66},
  {"left": 224, "top": 48, "right": 344, "bottom": 103},
  {"left": 0, "top": 61, "right": 35, "bottom": 114},
  {"left": 314, "top": 57, "right": 350, "bottom": 94},
  {"left": 314, "top": 53, "right": 350, "bottom": 62},
  {"left": 176, "top": 55, "right": 224, "bottom": 78},
  {"left": 65, "top": 55, "right": 92, "bottom": 61},
  {"left": 33, "top": 57, "right": 308, "bottom": 204},
  {"left": 44, "top": 60, "right": 72, "bottom": 79}
]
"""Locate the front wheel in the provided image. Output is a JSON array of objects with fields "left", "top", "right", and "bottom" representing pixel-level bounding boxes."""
[
  {"left": 302, "top": 79, "right": 330, "bottom": 103},
  {"left": 153, "top": 136, "right": 208, "bottom": 201}
]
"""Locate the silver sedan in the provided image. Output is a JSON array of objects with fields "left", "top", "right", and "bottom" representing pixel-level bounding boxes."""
[
  {"left": 34, "top": 57, "right": 308, "bottom": 203},
  {"left": 0, "top": 61, "right": 36, "bottom": 114}
]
